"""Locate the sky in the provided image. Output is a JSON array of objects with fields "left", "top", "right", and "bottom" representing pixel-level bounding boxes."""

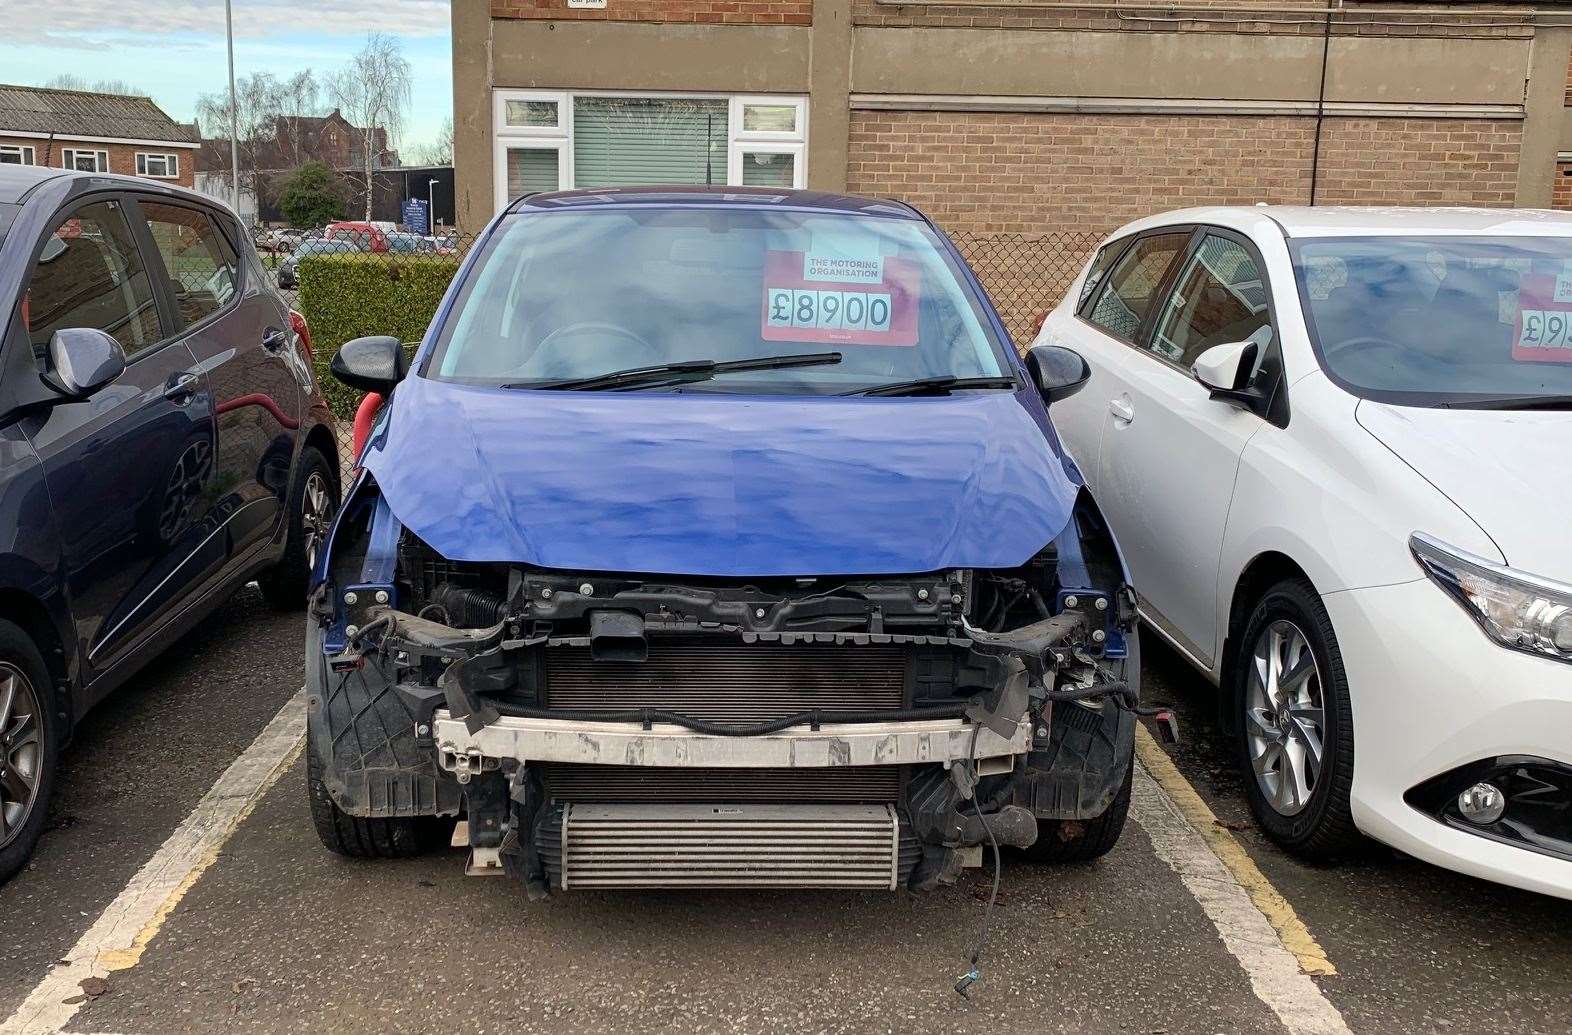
[{"left": 1, "top": 0, "right": 454, "bottom": 155}]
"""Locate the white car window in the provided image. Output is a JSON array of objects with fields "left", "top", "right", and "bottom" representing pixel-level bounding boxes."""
[
  {"left": 1150, "top": 234, "right": 1272, "bottom": 369},
  {"left": 1085, "top": 232, "right": 1188, "bottom": 342}
]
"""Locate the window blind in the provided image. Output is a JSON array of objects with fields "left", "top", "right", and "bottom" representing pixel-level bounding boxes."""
[
  {"left": 506, "top": 148, "right": 560, "bottom": 200},
  {"left": 572, "top": 97, "right": 728, "bottom": 188}
]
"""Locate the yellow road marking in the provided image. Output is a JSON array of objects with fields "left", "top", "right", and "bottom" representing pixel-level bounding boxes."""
[
  {"left": 97, "top": 735, "right": 306, "bottom": 973},
  {"left": 1135, "top": 723, "right": 1336, "bottom": 977}
]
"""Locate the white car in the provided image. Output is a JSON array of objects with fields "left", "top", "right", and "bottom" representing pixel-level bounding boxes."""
[{"left": 1039, "top": 206, "right": 1572, "bottom": 898}]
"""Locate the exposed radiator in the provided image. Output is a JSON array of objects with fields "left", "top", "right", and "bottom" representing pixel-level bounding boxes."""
[
  {"left": 543, "top": 639, "right": 908, "bottom": 726},
  {"left": 557, "top": 803, "right": 903, "bottom": 889},
  {"left": 539, "top": 763, "right": 902, "bottom": 804}
]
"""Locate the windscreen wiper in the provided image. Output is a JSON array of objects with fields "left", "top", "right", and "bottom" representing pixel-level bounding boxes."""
[
  {"left": 839, "top": 375, "right": 1018, "bottom": 398},
  {"left": 1437, "top": 394, "right": 1572, "bottom": 410},
  {"left": 509, "top": 352, "right": 843, "bottom": 392}
]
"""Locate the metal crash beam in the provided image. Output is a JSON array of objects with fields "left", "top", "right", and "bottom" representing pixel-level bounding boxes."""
[{"left": 433, "top": 712, "right": 1030, "bottom": 778}]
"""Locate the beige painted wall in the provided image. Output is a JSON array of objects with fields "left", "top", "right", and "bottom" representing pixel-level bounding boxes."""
[
  {"left": 851, "top": 28, "right": 1531, "bottom": 106},
  {"left": 454, "top": 2, "right": 1565, "bottom": 227},
  {"left": 491, "top": 19, "right": 811, "bottom": 91}
]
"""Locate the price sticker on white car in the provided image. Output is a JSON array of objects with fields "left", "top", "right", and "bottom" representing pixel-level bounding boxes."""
[
  {"left": 761, "top": 251, "right": 918, "bottom": 346},
  {"left": 1513, "top": 275, "right": 1572, "bottom": 363}
]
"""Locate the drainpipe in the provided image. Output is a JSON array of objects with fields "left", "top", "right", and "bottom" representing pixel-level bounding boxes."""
[{"left": 1308, "top": 3, "right": 1335, "bottom": 205}]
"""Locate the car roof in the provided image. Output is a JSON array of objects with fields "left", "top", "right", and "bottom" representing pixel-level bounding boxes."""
[
  {"left": 508, "top": 185, "right": 922, "bottom": 220},
  {"left": 1107, "top": 205, "right": 1572, "bottom": 242},
  {"left": 0, "top": 166, "right": 245, "bottom": 220},
  {"left": 0, "top": 163, "right": 68, "bottom": 203}
]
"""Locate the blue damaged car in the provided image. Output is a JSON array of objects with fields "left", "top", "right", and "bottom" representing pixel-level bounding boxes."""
[{"left": 306, "top": 188, "right": 1141, "bottom": 896}]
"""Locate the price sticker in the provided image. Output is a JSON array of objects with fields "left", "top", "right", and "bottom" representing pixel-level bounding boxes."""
[
  {"left": 1514, "top": 275, "right": 1572, "bottom": 364},
  {"left": 761, "top": 251, "right": 916, "bottom": 346}
]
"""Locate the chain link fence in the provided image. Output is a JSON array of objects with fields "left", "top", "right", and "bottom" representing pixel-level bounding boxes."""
[{"left": 255, "top": 225, "right": 1100, "bottom": 475}]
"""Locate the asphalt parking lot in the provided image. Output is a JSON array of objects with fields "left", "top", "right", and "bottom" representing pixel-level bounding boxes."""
[{"left": 2, "top": 585, "right": 1571, "bottom": 1034}]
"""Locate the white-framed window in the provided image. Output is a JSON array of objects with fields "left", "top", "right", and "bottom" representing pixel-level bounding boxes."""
[
  {"left": 492, "top": 90, "right": 809, "bottom": 211},
  {"left": 0, "top": 144, "right": 35, "bottom": 166},
  {"left": 136, "top": 152, "right": 179, "bottom": 178},
  {"left": 62, "top": 149, "right": 109, "bottom": 173}
]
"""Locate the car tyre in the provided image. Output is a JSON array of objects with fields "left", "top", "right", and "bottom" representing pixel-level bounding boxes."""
[
  {"left": 0, "top": 621, "right": 59, "bottom": 884},
  {"left": 1018, "top": 757, "right": 1132, "bottom": 864},
  {"left": 1233, "top": 578, "right": 1363, "bottom": 861},
  {"left": 258, "top": 446, "right": 338, "bottom": 611},
  {"left": 306, "top": 738, "right": 448, "bottom": 859}
]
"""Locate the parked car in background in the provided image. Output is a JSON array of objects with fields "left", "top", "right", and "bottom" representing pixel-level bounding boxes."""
[
  {"left": 277, "top": 236, "right": 364, "bottom": 289},
  {"left": 257, "top": 227, "right": 305, "bottom": 254},
  {"left": 307, "top": 187, "right": 1142, "bottom": 898},
  {"left": 385, "top": 231, "right": 451, "bottom": 256},
  {"left": 1040, "top": 206, "right": 1572, "bottom": 899},
  {"left": 324, "top": 221, "right": 388, "bottom": 254},
  {"left": 0, "top": 165, "right": 340, "bottom": 881}
]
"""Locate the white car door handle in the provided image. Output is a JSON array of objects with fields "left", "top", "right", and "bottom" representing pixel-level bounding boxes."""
[{"left": 1109, "top": 397, "right": 1135, "bottom": 424}]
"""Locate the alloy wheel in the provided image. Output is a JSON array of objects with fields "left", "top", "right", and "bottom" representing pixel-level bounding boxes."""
[
  {"left": 302, "top": 471, "right": 333, "bottom": 571},
  {"left": 0, "top": 664, "right": 43, "bottom": 848},
  {"left": 1244, "top": 620, "right": 1326, "bottom": 818}
]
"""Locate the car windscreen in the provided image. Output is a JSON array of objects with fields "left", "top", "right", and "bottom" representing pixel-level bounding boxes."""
[
  {"left": 1292, "top": 235, "right": 1572, "bottom": 406},
  {"left": 425, "top": 207, "right": 1010, "bottom": 393}
]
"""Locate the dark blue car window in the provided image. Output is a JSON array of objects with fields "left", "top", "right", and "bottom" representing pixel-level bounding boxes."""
[{"left": 427, "top": 208, "right": 1011, "bottom": 393}]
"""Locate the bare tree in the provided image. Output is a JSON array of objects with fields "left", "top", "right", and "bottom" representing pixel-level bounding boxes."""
[
  {"left": 413, "top": 117, "right": 453, "bottom": 167},
  {"left": 196, "top": 71, "right": 321, "bottom": 207},
  {"left": 42, "top": 75, "right": 143, "bottom": 95},
  {"left": 277, "top": 71, "right": 322, "bottom": 168},
  {"left": 327, "top": 33, "right": 412, "bottom": 220}
]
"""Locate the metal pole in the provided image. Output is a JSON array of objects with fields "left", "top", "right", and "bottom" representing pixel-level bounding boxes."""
[
  {"left": 429, "top": 178, "right": 438, "bottom": 232},
  {"left": 1308, "top": 2, "right": 1333, "bottom": 206},
  {"left": 225, "top": 0, "right": 241, "bottom": 216}
]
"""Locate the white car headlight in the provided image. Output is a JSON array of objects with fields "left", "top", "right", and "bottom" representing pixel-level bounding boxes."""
[{"left": 1411, "top": 533, "right": 1572, "bottom": 664}]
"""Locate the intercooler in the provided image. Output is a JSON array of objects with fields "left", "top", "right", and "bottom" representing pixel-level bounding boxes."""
[{"left": 544, "top": 803, "right": 913, "bottom": 889}]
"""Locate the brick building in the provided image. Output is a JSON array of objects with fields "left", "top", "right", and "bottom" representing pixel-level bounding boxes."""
[
  {"left": 453, "top": 0, "right": 1572, "bottom": 247},
  {"left": 0, "top": 84, "right": 197, "bottom": 189}
]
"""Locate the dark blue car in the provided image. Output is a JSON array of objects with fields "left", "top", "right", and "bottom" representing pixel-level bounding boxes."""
[
  {"left": 309, "top": 188, "right": 1139, "bottom": 898},
  {"left": 0, "top": 166, "right": 339, "bottom": 881}
]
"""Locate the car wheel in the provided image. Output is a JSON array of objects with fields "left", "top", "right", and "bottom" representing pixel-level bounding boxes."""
[
  {"left": 0, "top": 622, "right": 59, "bottom": 884},
  {"left": 1233, "top": 578, "right": 1363, "bottom": 860},
  {"left": 258, "top": 446, "right": 338, "bottom": 611}
]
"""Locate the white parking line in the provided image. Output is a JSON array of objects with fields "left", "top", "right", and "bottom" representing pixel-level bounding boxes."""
[
  {"left": 0, "top": 690, "right": 306, "bottom": 1035},
  {"left": 1131, "top": 736, "right": 1351, "bottom": 1035}
]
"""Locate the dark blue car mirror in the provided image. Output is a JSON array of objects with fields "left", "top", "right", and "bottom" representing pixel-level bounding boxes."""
[
  {"left": 45, "top": 328, "right": 126, "bottom": 399},
  {"left": 1025, "top": 343, "right": 1090, "bottom": 404},
  {"left": 331, "top": 335, "right": 409, "bottom": 395}
]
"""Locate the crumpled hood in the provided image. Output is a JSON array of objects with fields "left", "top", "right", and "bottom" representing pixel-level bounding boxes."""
[
  {"left": 361, "top": 376, "right": 1078, "bottom": 576},
  {"left": 1357, "top": 401, "right": 1572, "bottom": 577}
]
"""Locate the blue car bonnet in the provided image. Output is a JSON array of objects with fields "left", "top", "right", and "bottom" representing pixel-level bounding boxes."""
[{"left": 360, "top": 374, "right": 1079, "bottom": 577}]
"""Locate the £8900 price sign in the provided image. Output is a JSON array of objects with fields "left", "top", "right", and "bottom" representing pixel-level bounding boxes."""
[{"left": 760, "top": 250, "right": 919, "bottom": 347}]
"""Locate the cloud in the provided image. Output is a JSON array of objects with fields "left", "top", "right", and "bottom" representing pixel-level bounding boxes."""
[{"left": 9, "top": 0, "right": 449, "bottom": 41}]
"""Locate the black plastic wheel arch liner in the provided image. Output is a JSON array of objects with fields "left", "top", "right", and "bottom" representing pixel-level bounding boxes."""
[
  {"left": 305, "top": 617, "right": 462, "bottom": 819},
  {"left": 1012, "top": 696, "right": 1135, "bottom": 821}
]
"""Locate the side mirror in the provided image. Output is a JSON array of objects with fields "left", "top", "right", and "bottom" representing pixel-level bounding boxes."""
[
  {"left": 1191, "top": 340, "right": 1258, "bottom": 396},
  {"left": 1025, "top": 343, "right": 1091, "bottom": 404},
  {"left": 45, "top": 328, "right": 126, "bottom": 399},
  {"left": 330, "top": 335, "right": 409, "bottom": 395}
]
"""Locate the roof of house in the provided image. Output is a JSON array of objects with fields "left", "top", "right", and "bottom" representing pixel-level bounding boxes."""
[{"left": 0, "top": 84, "right": 198, "bottom": 144}]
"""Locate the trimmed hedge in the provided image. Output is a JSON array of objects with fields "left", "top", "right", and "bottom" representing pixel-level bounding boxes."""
[{"left": 296, "top": 252, "right": 461, "bottom": 417}]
